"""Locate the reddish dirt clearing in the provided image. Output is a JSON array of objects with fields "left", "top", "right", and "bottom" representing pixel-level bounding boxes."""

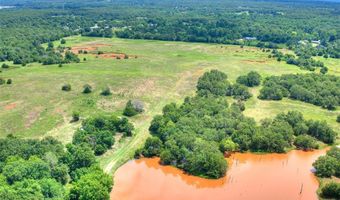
[
  {"left": 4, "top": 102, "right": 17, "bottom": 110},
  {"left": 70, "top": 43, "right": 137, "bottom": 59},
  {"left": 70, "top": 43, "right": 111, "bottom": 54}
]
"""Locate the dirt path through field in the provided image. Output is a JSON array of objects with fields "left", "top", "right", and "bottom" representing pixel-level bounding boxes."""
[{"left": 102, "top": 68, "right": 206, "bottom": 174}]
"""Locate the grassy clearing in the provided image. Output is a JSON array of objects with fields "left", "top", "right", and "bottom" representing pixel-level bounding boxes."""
[{"left": 0, "top": 36, "right": 339, "bottom": 173}]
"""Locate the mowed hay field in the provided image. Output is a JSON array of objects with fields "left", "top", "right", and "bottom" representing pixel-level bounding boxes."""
[{"left": 0, "top": 36, "right": 339, "bottom": 173}]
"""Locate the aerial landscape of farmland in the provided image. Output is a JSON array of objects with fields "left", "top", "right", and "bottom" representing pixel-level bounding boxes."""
[{"left": 0, "top": 0, "right": 339, "bottom": 199}]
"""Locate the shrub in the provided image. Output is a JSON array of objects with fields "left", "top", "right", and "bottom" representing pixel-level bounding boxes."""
[
  {"left": 64, "top": 51, "right": 80, "bottom": 63},
  {"left": 69, "top": 171, "right": 112, "bottom": 200},
  {"left": 123, "top": 100, "right": 138, "bottom": 117},
  {"left": 82, "top": 84, "right": 92, "bottom": 94},
  {"left": 123, "top": 100, "right": 144, "bottom": 117},
  {"left": 313, "top": 155, "right": 338, "bottom": 177},
  {"left": 294, "top": 135, "right": 318, "bottom": 150},
  {"left": 0, "top": 78, "right": 5, "bottom": 85},
  {"left": 1, "top": 63, "right": 9, "bottom": 69},
  {"left": 229, "top": 84, "right": 252, "bottom": 100},
  {"left": 327, "top": 146, "right": 340, "bottom": 160},
  {"left": 197, "top": 69, "right": 230, "bottom": 97},
  {"left": 72, "top": 111, "right": 80, "bottom": 122},
  {"left": 337, "top": 115, "right": 340, "bottom": 123},
  {"left": 219, "top": 138, "right": 239, "bottom": 152},
  {"left": 142, "top": 137, "right": 162, "bottom": 157},
  {"left": 60, "top": 39, "right": 66, "bottom": 44},
  {"left": 320, "top": 67, "right": 328, "bottom": 74},
  {"left": 236, "top": 71, "right": 261, "bottom": 87},
  {"left": 258, "top": 85, "right": 283, "bottom": 100},
  {"left": 6, "top": 79, "right": 12, "bottom": 84},
  {"left": 320, "top": 182, "right": 340, "bottom": 199},
  {"left": 100, "top": 87, "right": 111, "bottom": 96},
  {"left": 306, "top": 120, "right": 336, "bottom": 144},
  {"left": 231, "top": 100, "right": 245, "bottom": 111},
  {"left": 61, "top": 84, "right": 71, "bottom": 91}
]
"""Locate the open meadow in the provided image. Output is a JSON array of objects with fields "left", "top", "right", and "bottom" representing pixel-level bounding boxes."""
[{"left": 0, "top": 36, "right": 339, "bottom": 173}]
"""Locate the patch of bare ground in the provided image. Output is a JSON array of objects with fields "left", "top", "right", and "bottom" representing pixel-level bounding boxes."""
[
  {"left": 4, "top": 102, "right": 17, "bottom": 110},
  {"left": 242, "top": 59, "right": 267, "bottom": 63},
  {"left": 25, "top": 107, "right": 43, "bottom": 128},
  {"left": 98, "top": 53, "right": 138, "bottom": 59},
  {"left": 70, "top": 43, "right": 111, "bottom": 54},
  {"left": 70, "top": 43, "right": 137, "bottom": 59}
]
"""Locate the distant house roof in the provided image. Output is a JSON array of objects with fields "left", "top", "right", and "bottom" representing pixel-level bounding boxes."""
[
  {"left": 90, "top": 24, "right": 100, "bottom": 30},
  {"left": 244, "top": 37, "right": 257, "bottom": 40}
]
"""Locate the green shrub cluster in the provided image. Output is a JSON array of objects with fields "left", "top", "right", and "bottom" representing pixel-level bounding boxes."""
[
  {"left": 197, "top": 69, "right": 252, "bottom": 100},
  {"left": 293, "top": 135, "right": 318, "bottom": 150},
  {"left": 0, "top": 78, "right": 12, "bottom": 85},
  {"left": 73, "top": 115, "right": 134, "bottom": 155},
  {"left": 236, "top": 71, "right": 262, "bottom": 87},
  {"left": 320, "top": 182, "right": 340, "bottom": 199},
  {"left": 313, "top": 147, "right": 340, "bottom": 178},
  {"left": 123, "top": 100, "right": 144, "bottom": 117}
]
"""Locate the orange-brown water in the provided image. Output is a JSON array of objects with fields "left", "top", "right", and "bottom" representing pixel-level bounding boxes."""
[{"left": 111, "top": 149, "right": 327, "bottom": 200}]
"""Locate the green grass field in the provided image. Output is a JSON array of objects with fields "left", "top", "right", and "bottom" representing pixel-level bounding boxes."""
[{"left": 0, "top": 36, "right": 339, "bottom": 173}]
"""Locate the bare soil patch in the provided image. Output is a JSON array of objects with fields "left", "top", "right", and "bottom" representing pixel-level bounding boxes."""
[
  {"left": 71, "top": 43, "right": 111, "bottom": 54},
  {"left": 71, "top": 43, "right": 137, "bottom": 59},
  {"left": 242, "top": 59, "right": 267, "bottom": 63},
  {"left": 25, "top": 107, "right": 42, "bottom": 128},
  {"left": 98, "top": 53, "right": 137, "bottom": 59},
  {"left": 4, "top": 102, "right": 17, "bottom": 110}
]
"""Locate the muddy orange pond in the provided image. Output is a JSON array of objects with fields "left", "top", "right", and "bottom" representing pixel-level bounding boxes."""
[{"left": 111, "top": 149, "right": 327, "bottom": 200}]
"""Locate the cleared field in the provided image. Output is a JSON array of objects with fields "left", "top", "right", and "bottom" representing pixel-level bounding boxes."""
[{"left": 0, "top": 36, "right": 339, "bottom": 173}]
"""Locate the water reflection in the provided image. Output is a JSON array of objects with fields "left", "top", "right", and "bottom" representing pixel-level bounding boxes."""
[{"left": 111, "top": 149, "right": 326, "bottom": 200}]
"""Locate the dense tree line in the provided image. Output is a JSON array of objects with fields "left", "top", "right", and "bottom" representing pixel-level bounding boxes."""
[
  {"left": 81, "top": 27, "right": 113, "bottom": 38},
  {"left": 0, "top": 136, "right": 113, "bottom": 200},
  {"left": 112, "top": 0, "right": 339, "bottom": 57},
  {"left": 259, "top": 73, "right": 340, "bottom": 110},
  {"left": 0, "top": 9, "right": 110, "bottom": 65},
  {"left": 0, "top": 0, "right": 339, "bottom": 65},
  {"left": 135, "top": 70, "right": 337, "bottom": 179}
]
